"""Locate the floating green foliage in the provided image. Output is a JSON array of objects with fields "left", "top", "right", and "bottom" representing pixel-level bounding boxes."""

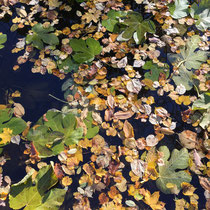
[
  {"left": 142, "top": 61, "right": 169, "bottom": 82},
  {"left": 169, "top": 0, "right": 189, "bottom": 19},
  {"left": 156, "top": 146, "right": 191, "bottom": 194},
  {"left": 192, "top": 93, "right": 210, "bottom": 129},
  {"left": 0, "top": 33, "right": 7, "bottom": 49},
  {"left": 9, "top": 165, "right": 66, "bottom": 210},
  {"left": 26, "top": 23, "right": 59, "bottom": 50},
  {"left": 0, "top": 108, "right": 26, "bottom": 146},
  {"left": 168, "top": 35, "right": 208, "bottom": 90},
  {"left": 69, "top": 38, "right": 102, "bottom": 63},
  {"left": 117, "top": 11, "right": 155, "bottom": 44},
  {"left": 190, "top": 0, "right": 210, "bottom": 31},
  {"left": 27, "top": 110, "right": 83, "bottom": 158},
  {"left": 102, "top": 10, "right": 126, "bottom": 32},
  {"left": 84, "top": 112, "right": 99, "bottom": 139},
  {"left": 57, "top": 57, "right": 79, "bottom": 74}
]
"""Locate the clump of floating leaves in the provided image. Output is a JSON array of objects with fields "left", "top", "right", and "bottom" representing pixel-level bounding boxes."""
[{"left": 0, "top": 0, "right": 210, "bottom": 209}]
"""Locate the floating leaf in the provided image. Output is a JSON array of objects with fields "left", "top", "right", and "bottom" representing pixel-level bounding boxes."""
[
  {"left": 190, "top": 0, "right": 210, "bottom": 31},
  {"left": 0, "top": 108, "right": 26, "bottom": 146},
  {"left": 0, "top": 33, "right": 7, "bottom": 49},
  {"left": 169, "top": 0, "right": 189, "bottom": 19},
  {"left": 102, "top": 10, "right": 126, "bottom": 32},
  {"left": 168, "top": 35, "right": 208, "bottom": 90},
  {"left": 84, "top": 112, "right": 99, "bottom": 139},
  {"left": 156, "top": 146, "right": 191, "bottom": 194},
  {"left": 168, "top": 35, "right": 208, "bottom": 71},
  {"left": 27, "top": 111, "right": 83, "bottom": 157},
  {"left": 26, "top": 23, "right": 59, "bottom": 50},
  {"left": 125, "top": 200, "right": 136, "bottom": 207},
  {"left": 9, "top": 165, "right": 66, "bottom": 210},
  {"left": 143, "top": 61, "right": 169, "bottom": 82},
  {"left": 178, "top": 130, "right": 197, "bottom": 149},
  {"left": 192, "top": 93, "right": 210, "bottom": 110},
  {"left": 57, "top": 57, "right": 79, "bottom": 74},
  {"left": 172, "top": 66, "right": 193, "bottom": 91},
  {"left": 70, "top": 38, "right": 102, "bottom": 63},
  {"left": 118, "top": 11, "right": 155, "bottom": 43},
  {"left": 144, "top": 191, "right": 165, "bottom": 210}
]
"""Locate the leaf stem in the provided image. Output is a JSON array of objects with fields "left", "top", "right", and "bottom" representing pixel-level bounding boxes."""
[{"left": 48, "top": 94, "right": 69, "bottom": 104}]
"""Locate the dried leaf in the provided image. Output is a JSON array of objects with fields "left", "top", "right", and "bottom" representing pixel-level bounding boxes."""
[
  {"left": 178, "top": 130, "right": 197, "bottom": 149},
  {"left": 114, "top": 111, "right": 134, "bottom": 120}
]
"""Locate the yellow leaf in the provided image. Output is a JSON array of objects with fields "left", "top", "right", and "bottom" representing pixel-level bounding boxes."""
[
  {"left": 181, "top": 182, "right": 196, "bottom": 196},
  {"left": 175, "top": 198, "right": 187, "bottom": 210},
  {"left": 144, "top": 190, "right": 165, "bottom": 210},
  {"left": 62, "top": 176, "right": 72, "bottom": 187},
  {"left": 0, "top": 128, "right": 13, "bottom": 145}
]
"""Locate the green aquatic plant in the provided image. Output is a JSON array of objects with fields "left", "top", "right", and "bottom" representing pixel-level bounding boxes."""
[
  {"left": 26, "top": 23, "right": 59, "bottom": 50},
  {"left": 0, "top": 33, "right": 7, "bottom": 49},
  {"left": 156, "top": 146, "right": 191, "bottom": 194},
  {"left": 9, "top": 165, "right": 66, "bottom": 210}
]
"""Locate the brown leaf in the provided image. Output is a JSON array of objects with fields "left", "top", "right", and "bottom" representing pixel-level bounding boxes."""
[
  {"left": 107, "top": 95, "right": 115, "bottom": 109},
  {"left": 114, "top": 110, "right": 134, "bottom": 120},
  {"left": 54, "top": 163, "right": 64, "bottom": 180},
  {"left": 13, "top": 103, "right": 25, "bottom": 118},
  {"left": 130, "top": 159, "right": 145, "bottom": 178},
  {"left": 99, "top": 192, "right": 109, "bottom": 205},
  {"left": 160, "top": 127, "right": 174, "bottom": 135},
  {"left": 178, "top": 130, "right": 197, "bottom": 149},
  {"left": 123, "top": 120, "right": 134, "bottom": 138},
  {"left": 104, "top": 109, "right": 114, "bottom": 121},
  {"left": 199, "top": 176, "right": 210, "bottom": 192}
]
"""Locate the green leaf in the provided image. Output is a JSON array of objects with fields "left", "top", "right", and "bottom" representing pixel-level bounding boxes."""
[
  {"left": 65, "top": 127, "right": 83, "bottom": 145},
  {"left": 9, "top": 165, "right": 66, "bottom": 210},
  {"left": 26, "top": 23, "right": 59, "bottom": 50},
  {"left": 37, "top": 189, "right": 66, "bottom": 210},
  {"left": 168, "top": 35, "right": 209, "bottom": 90},
  {"left": 199, "top": 110, "right": 210, "bottom": 129},
  {"left": 27, "top": 126, "right": 64, "bottom": 158},
  {"left": 0, "top": 108, "right": 26, "bottom": 142},
  {"left": 102, "top": 10, "right": 126, "bottom": 32},
  {"left": 27, "top": 111, "right": 83, "bottom": 157},
  {"left": 156, "top": 146, "right": 191, "bottom": 194},
  {"left": 142, "top": 61, "right": 169, "bottom": 82},
  {"left": 84, "top": 112, "right": 99, "bottom": 139},
  {"left": 190, "top": 0, "right": 210, "bottom": 31},
  {"left": 57, "top": 57, "right": 79, "bottom": 74},
  {"left": 0, "top": 108, "right": 13, "bottom": 124},
  {"left": 169, "top": 0, "right": 189, "bottom": 19},
  {"left": 0, "top": 33, "right": 7, "bottom": 48},
  {"left": 172, "top": 66, "right": 193, "bottom": 90},
  {"left": 70, "top": 38, "right": 102, "bottom": 63},
  {"left": 192, "top": 93, "right": 210, "bottom": 110},
  {"left": 118, "top": 11, "right": 155, "bottom": 43},
  {"left": 85, "top": 126, "right": 99, "bottom": 139},
  {"left": 4, "top": 118, "right": 27, "bottom": 135}
]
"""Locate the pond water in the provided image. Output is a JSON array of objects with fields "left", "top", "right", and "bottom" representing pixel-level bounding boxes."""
[{"left": 0, "top": 5, "right": 207, "bottom": 210}]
